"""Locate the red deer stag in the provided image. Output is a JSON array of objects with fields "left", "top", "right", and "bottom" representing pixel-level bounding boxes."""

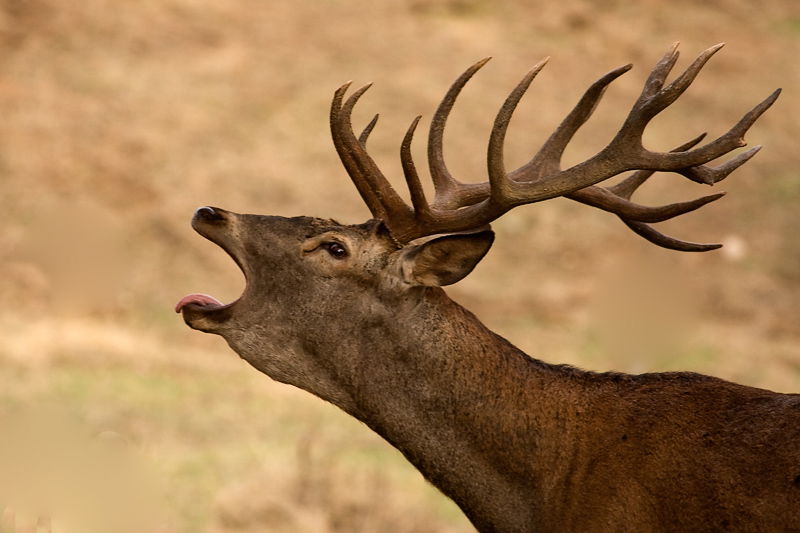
[{"left": 177, "top": 44, "right": 797, "bottom": 532}]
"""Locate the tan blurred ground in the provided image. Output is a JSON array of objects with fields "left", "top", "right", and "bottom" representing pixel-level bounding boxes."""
[{"left": 0, "top": 0, "right": 798, "bottom": 531}]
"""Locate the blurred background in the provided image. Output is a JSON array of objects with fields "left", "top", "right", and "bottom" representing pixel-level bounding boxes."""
[{"left": 0, "top": 0, "right": 798, "bottom": 531}]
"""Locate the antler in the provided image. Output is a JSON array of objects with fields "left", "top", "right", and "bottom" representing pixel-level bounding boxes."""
[{"left": 330, "top": 43, "right": 780, "bottom": 249}]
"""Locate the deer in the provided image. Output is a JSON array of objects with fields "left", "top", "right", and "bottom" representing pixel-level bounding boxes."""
[{"left": 176, "top": 43, "right": 799, "bottom": 532}]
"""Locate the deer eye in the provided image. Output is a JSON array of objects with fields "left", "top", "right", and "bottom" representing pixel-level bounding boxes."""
[{"left": 323, "top": 242, "right": 348, "bottom": 259}]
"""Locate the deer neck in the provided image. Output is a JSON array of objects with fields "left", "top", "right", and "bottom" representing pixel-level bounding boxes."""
[{"left": 313, "top": 287, "right": 585, "bottom": 531}]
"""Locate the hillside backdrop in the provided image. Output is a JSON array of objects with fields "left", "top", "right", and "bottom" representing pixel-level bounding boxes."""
[{"left": 1, "top": 1, "right": 798, "bottom": 531}]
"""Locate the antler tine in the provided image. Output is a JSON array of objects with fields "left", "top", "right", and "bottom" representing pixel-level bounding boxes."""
[
  {"left": 400, "top": 115, "right": 430, "bottom": 215},
  {"left": 612, "top": 44, "right": 779, "bottom": 172},
  {"left": 421, "top": 60, "right": 638, "bottom": 211},
  {"left": 608, "top": 132, "right": 707, "bottom": 198},
  {"left": 569, "top": 187, "right": 725, "bottom": 223},
  {"left": 339, "top": 85, "right": 416, "bottom": 219},
  {"left": 487, "top": 58, "right": 550, "bottom": 203},
  {"left": 427, "top": 58, "right": 493, "bottom": 210},
  {"left": 652, "top": 43, "right": 724, "bottom": 116},
  {"left": 568, "top": 133, "right": 724, "bottom": 223},
  {"left": 609, "top": 43, "right": 721, "bottom": 141},
  {"left": 330, "top": 83, "right": 415, "bottom": 228},
  {"left": 568, "top": 134, "right": 733, "bottom": 250},
  {"left": 359, "top": 114, "right": 380, "bottom": 147},
  {"left": 677, "top": 145, "right": 762, "bottom": 185},
  {"left": 639, "top": 42, "right": 681, "bottom": 103},
  {"left": 623, "top": 219, "right": 722, "bottom": 252},
  {"left": 627, "top": 87, "right": 778, "bottom": 171},
  {"left": 428, "top": 57, "right": 490, "bottom": 189},
  {"left": 331, "top": 83, "right": 388, "bottom": 220},
  {"left": 589, "top": 138, "right": 760, "bottom": 222},
  {"left": 613, "top": 43, "right": 720, "bottom": 141},
  {"left": 511, "top": 63, "right": 633, "bottom": 181}
]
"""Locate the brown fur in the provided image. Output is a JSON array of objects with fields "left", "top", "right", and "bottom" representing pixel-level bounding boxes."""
[{"left": 180, "top": 208, "right": 800, "bottom": 532}]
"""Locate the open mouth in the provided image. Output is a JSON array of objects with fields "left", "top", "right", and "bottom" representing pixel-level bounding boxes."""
[{"left": 175, "top": 206, "right": 246, "bottom": 325}]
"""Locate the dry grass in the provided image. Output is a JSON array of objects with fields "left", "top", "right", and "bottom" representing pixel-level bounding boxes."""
[{"left": 1, "top": 0, "right": 799, "bottom": 530}]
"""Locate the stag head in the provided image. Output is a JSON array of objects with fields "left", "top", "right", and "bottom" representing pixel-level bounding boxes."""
[
  {"left": 176, "top": 44, "right": 778, "bottom": 403},
  {"left": 176, "top": 207, "right": 493, "bottom": 404}
]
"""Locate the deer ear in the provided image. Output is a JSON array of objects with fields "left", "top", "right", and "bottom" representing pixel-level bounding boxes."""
[{"left": 400, "top": 230, "right": 495, "bottom": 287}]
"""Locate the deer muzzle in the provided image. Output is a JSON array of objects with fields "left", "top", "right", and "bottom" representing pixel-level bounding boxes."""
[{"left": 177, "top": 206, "right": 245, "bottom": 332}]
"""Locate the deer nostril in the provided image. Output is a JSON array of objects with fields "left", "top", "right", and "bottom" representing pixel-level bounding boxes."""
[{"left": 193, "top": 206, "right": 225, "bottom": 223}]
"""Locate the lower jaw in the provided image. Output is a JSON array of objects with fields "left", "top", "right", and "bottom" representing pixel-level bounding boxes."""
[{"left": 180, "top": 302, "right": 236, "bottom": 332}]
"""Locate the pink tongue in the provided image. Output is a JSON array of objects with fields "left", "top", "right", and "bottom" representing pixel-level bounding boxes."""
[{"left": 175, "top": 293, "right": 224, "bottom": 313}]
